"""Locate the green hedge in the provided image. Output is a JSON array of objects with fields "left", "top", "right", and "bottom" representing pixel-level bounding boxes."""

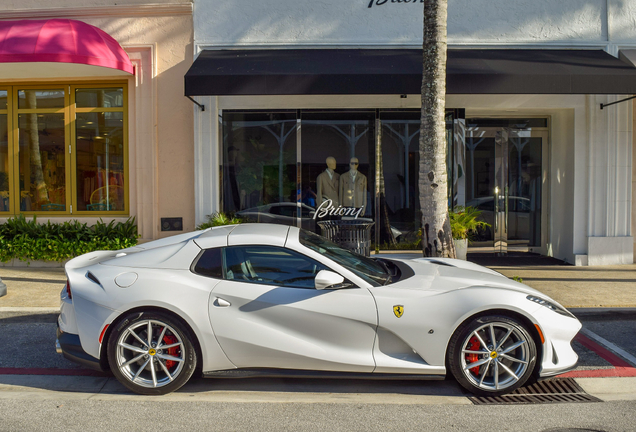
[{"left": 0, "top": 215, "right": 138, "bottom": 263}]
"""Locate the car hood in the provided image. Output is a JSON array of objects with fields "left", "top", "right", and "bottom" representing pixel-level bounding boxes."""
[{"left": 385, "top": 257, "right": 543, "bottom": 297}]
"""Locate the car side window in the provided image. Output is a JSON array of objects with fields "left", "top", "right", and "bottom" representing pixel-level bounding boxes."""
[
  {"left": 192, "top": 247, "right": 223, "bottom": 279},
  {"left": 223, "top": 245, "right": 329, "bottom": 289}
]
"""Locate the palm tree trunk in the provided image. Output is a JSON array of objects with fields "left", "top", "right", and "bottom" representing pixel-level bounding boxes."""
[{"left": 419, "top": 0, "right": 455, "bottom": 258}]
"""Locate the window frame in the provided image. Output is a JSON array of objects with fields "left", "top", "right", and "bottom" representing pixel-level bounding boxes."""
[
  {"left": 71, "top": 83, "right": 129, "bottom": 216},
  {"left": 0, "top": 87, "right": 12, "bottom": 214},
  {"left": 0, "top": 82, "right": 128, "bottom": 216},
  {"left": 12, "top": 85, "right": 71, "bottom": 215}
]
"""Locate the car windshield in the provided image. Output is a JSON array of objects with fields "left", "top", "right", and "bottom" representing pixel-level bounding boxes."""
[{"left": 299, "top": 229, "right": 389, "bottom": 287}]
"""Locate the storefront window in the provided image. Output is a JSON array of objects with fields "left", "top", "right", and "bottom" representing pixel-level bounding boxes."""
[
  {"left": 18, "top": 112, "right": 66, "bottom": 211},
  {"left": 221, "top": 109, "right": 464, "bottom": 250},
  {"left": 0, "top": 90, "right": 9, "bottom": 211},
  {"left": 0, "top": 84, "right": 128, "bottom": 215},
  {"left": 76, "top": 112, "right": 125, "bottom": 211},
  {"left": 379, "top": 111, "right": 420, "bottom": 248},
  {"left": 302, "top": 111, "right": 375, "bottom": 234},
  {"left": 222, "top": 112, "right": 297, "bottom": 226}
]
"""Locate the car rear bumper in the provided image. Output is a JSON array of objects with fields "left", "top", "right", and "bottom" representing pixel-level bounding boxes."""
[
  {"left": 56, "top": 326, "right": 104, "bottom": 372},
  {"left": 0, "top": 280, "right": 6, "bottom": 297}
]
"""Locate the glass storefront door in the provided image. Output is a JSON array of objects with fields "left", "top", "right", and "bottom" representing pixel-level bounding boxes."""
[{"left": 465, "top": 119, "right": 547, "bottom": 253}]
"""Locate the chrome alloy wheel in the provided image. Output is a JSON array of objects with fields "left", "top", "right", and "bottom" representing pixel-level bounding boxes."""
[
  {"left": 459, "top": 322, "right": 530, "bottom": 391},
  {"left": 115, "top": 319, "right": 185, "bottom": 389}
]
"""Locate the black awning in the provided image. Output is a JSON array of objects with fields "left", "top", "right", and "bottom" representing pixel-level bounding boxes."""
[{"left": 185, "top": 49, "right": 636, "bottom": 96}]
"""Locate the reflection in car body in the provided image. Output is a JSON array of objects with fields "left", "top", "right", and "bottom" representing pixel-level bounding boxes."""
[
  {"left": 236, "top": 202, "right": 316, "bottom": 230},
  {"left": 467, "top": 196, "right": 532, "bottom": 241}
]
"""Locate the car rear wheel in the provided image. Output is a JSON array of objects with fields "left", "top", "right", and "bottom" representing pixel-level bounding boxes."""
[
  {"left": 448, "top": 315, "right": 537, "bottom": 396},
  {"left": 107, "top": 311, "right": 197, "bottom": 395}
]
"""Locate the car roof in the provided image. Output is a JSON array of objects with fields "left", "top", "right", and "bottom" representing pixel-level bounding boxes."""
[{"left": 194, "top": 223, "right": 291, "bottom": 249}]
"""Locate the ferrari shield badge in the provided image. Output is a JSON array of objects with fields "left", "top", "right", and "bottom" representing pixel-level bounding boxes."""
[{"left": 393, "top": 305, "right": 404, "bottom": 318}]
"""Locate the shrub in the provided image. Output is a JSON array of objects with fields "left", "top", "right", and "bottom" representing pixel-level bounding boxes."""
[
  {"left": 196, "top": 212, "right": 243, "bottom": 230},
  {"left": 449, "top": 206, "right": 490, "bottom": 240},
  {"left": 0, "top": 215, "right": 138, "bottom": 263}
]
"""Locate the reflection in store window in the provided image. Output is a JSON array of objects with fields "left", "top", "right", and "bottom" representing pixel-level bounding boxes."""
[
  {"left": 0, "top": 112, "right": 9, "bottom": 212},
  {"left": 76, "top": 112, "right": 125, "bottom": 211},
  {"left": 302, "top": 111, "right": 375, "bottom": 237},
  {"left": 223, "top": 112, "right": 298, "bottom": 227},
  {"left": 18, "top": 113, "right": 66, "bottom": 212},
  {"left": 379, "top": 112, "right": 421, "bottom": 248},
  {"left": 220, "top": 110, "right": 458, "bottom": 251}
]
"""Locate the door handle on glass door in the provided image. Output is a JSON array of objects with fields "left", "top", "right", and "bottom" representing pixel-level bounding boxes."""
[{"left": 213, "top": 298, "right": 231, "bottom": 307}]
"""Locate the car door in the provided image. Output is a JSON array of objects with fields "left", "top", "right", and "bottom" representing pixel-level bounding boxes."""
[{"left": 201, "top": 245, "right": 378, "bottom": 372}]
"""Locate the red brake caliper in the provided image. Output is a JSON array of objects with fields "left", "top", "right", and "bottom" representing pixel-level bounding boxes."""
[
  {"left": 162, "top": 335, "right": 179, "bottom": 369},
  {"left": 465, "top": 336, "right": 481, "bottom": 375}
]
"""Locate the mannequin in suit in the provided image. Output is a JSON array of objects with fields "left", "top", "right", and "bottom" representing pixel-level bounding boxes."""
[
  {"left": 316, "top": 156, "right": 340, "bottom": 207},
  {"left": 339, "top": 157, "right": 367, "bottom": 214}
]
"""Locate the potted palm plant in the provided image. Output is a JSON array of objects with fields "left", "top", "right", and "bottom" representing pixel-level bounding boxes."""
[{"left": 449, "top": 206, "right": 490, "bottom": 260}]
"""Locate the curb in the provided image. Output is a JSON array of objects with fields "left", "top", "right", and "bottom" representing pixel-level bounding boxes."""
[
  {"left": 570, "top": 308, "right": 636, "bottom": 320},
  {"left": 0, "top": 307, "right": 59, "bottom": 323}
]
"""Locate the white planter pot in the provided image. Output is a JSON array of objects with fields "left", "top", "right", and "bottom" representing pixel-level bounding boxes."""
[{"left": 454, "top": 238, "right": 468, "bottom": 260}]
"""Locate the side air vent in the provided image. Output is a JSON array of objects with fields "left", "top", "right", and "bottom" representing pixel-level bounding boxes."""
[
  {"left": 427, "top": 260, "right": 455, "bottom": 267},
  {"left": 86, "top": 271, "right": 101, "bottom": 286}
]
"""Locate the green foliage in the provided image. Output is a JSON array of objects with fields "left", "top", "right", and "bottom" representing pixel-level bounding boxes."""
[
  {"left": 449, "top": 206, "right": 490, "bottom": 240},
  {"left": 512, "top": 276, "right": 524, "bottom": 283},
  {"left": 196, "top": 212, "right": 243, "bottom": 230},
  {"left": 0, "top": 215, "right": 138, "bottom": 263}
]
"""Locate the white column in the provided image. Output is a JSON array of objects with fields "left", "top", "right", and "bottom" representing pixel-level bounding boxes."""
[
  {"left": 193, "top": 96, "right": 220, "bottom": 226},
  {"left": 126, "top": 46, "right": 157, "bottom": 242},
  {"left": 586, "top": 95, "right": 633, "bottom": 265}
]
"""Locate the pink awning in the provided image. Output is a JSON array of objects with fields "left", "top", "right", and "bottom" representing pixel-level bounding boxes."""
[{"left": 0, "top": 19, "right": 133, "bottom": 78}]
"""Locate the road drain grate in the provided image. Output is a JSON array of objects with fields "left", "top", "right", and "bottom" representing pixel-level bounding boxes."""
[{"left": 469, "top": 378, "right": 603, "bottom": 405}]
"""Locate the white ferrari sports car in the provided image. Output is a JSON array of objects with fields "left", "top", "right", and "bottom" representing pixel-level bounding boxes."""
[{"left": 56, "top": 224, "right": 581, "bottom": 396}]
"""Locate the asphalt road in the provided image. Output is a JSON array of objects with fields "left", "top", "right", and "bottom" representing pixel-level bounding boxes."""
[{"left": 0, "top": 316, "right": 634, "bottom": 431}]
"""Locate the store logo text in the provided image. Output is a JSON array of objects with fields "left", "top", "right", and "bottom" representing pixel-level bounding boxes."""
[
  {"left": 314, "top": 200, "right": 364, "bottom": 219},
  {"left": 368, "top": 0, "right": 424, "bottom": 8}
]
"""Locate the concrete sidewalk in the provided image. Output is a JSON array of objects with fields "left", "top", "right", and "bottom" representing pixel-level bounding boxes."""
[{"left": 1, "top": 260, "right": 635, "bottom": 312}]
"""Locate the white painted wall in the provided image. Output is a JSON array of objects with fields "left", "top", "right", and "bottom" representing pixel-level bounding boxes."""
[{"left": 194, "top": 0, "right": 636, "bottom": 48}]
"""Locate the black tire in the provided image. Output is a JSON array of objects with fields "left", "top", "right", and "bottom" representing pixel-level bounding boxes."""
[
  {"left": 447, "top": 315, "right": 537, "bottom": 396},
  {"left": 107, "top": 311, "right": 197, "bottom": 395}
]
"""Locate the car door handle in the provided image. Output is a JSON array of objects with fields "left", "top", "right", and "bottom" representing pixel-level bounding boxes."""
[{"left": 213, "top": 297, "right": 231, "bottom": 307}]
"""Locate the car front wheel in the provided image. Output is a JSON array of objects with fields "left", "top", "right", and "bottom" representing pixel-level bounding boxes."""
[
  {"left": 448, "top": 315, "right": 537, "bottom": 396},
  {"left": 107, "top": 311, "right": 197, "bottom": 395}
]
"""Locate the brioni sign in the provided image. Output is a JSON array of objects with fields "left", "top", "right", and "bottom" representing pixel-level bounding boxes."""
[
  {"left": 368, "top": 0, "right": 424, "bottom": 7},
  {"left": 313, "top": 200, "right": 364, "bottom": 219}
]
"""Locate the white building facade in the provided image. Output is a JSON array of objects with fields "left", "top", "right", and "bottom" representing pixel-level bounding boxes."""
[{"left": 187, "top": 0, "right": 636, "bottom": 265}]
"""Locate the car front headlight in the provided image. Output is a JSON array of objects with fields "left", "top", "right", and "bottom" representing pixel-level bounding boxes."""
[{"left": 526, "top": 295, "right": 576, "bottom": 319}]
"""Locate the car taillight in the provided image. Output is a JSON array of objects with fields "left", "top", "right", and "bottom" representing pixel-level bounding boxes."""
[{"left": 66, "top": 280, "right": 72, "bottom": 299}]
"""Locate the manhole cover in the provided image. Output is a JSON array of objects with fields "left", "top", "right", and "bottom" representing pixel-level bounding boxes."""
[{"left": 469, "top": 378, "right": 603, "bottom": 405}]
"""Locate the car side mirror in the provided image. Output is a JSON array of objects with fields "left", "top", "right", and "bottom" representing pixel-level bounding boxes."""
[{"left": 315, "top": 270, "right": 353, "bottom": 290}]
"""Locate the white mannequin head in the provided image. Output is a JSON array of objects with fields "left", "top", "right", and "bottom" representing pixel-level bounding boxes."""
[
  {"left": 349, "top": 157, "right": 359, "bottom": 174},
  {"left": 326, "top": 156, "right": 336, "bottom": 170}
]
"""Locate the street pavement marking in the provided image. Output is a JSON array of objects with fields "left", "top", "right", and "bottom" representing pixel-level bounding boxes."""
[
  {"left": 560, "top": 333, "right": 636, "bottom": 378},
  {"left": 581, "top": 328, "right": 636, "bottom": 368}
]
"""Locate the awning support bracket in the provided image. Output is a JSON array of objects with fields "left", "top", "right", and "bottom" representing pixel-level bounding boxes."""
[
  {"left": 600, "top": 95, "right": 636, "bottom": 109},
  {"left": 186, "top": 95, "right": 205, "bottom": 111}
]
